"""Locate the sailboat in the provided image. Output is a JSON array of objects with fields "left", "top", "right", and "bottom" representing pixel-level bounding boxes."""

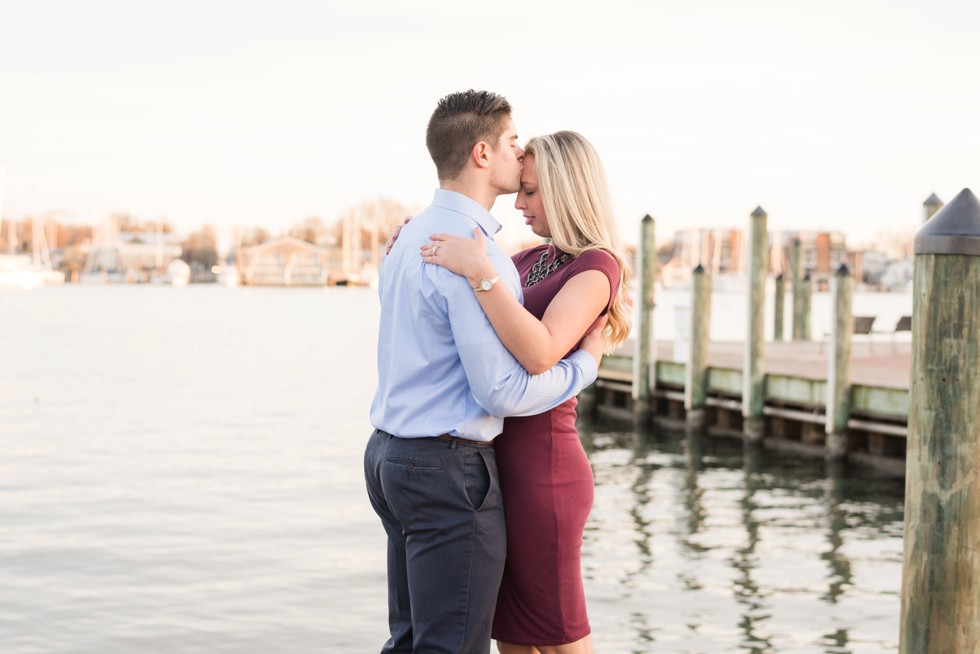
[{"left": 0, "top": 170, "right": 66, "bottom": 289}]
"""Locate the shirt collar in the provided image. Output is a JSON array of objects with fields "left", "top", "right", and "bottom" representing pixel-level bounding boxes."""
[{"left": 431, "top": 189, "right": 502, "bottom": 237}]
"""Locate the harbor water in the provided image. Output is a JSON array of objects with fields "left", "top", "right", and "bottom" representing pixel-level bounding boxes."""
[{"left": 0, "top": 285, "right": 906, "bottom": 653}]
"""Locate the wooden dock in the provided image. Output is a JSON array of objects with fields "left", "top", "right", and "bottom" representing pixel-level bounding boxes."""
[
  {"left": 587, "top": 339, "right": 910, "bottom": 475},
  {"left": 597, "top": 190, "right": 980, "bottom": 646}
]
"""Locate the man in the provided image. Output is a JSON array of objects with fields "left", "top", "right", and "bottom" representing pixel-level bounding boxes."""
[{"left": 364, "top": 89, "right": 605, "bottom": 654}]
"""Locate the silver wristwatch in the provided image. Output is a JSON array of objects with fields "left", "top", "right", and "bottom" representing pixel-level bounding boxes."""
[{"left": 472, "top": 275, "right": 500, "bottom": 292}]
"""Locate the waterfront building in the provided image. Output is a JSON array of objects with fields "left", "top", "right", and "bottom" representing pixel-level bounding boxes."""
[
  {"left": 239, "top": 235, "right": 336, "bottom": 286},
  {"left": 81, "top": 230, "right": 184, "bottom": 283},
  {"left": 662, "top": 227, "right": 846, "bottom": 289}
]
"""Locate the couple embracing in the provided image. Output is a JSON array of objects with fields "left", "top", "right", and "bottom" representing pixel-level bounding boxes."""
[{"left": 364, "top": 89, "right": 632, "bottom": 654}]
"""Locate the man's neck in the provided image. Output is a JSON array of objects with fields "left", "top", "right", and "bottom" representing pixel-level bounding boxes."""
[{"left": 440, "top": 178, "right": 496, "bottom": 212}]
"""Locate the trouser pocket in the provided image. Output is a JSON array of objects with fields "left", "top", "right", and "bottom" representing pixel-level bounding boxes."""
[{"left": 464, "top": 448, "right": 497, "bottom": 512}]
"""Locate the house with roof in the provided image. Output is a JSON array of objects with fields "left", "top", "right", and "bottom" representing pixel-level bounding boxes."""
[{"left": 239, "top": 235, "right": 339, "bottom": 286}]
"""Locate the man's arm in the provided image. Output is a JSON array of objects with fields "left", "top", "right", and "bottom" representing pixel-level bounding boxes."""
[
  {"left": 441, "top": 266, "right": 602, "bottom": 417},
  {"left": 456, "top": 332, "right": 601, "bottom": 418}
]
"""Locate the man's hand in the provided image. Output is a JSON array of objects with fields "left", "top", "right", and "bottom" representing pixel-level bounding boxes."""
[
  {"left": 385, "top": 216, "right": 413, "bottom": 255},
  {"left": 580, "top": 316, "right": 608, "bottom": 367}
]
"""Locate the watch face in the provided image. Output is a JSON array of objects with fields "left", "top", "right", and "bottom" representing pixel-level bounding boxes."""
[{"left": 480, "top": 279, "right": 493, "bottom": 291}]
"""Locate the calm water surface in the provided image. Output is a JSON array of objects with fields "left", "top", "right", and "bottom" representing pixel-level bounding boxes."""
[{"left": 0, "top": 286, "right": 904, "bottom": 653}]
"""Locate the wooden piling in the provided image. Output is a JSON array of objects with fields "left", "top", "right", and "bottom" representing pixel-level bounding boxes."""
[
  {"left": 923, "top": 192, "right": 944, "bottom": 222},
  {"left": 773, "top": 273, "right": 785, "bottom": 342},
  {"left": 632, "top": 215, "right": 656, "bottom": 418},
  {"left": 900, "top": 188, "right": 980, "bottom": 654},
  {"left": 742, "top": 207, "right": 768, "bottom": 441},
  {"left": 685, "top": 264, "right": 712, "bottom": 428},
  {"left": 825, "top": 264, "right": 852, "bottom": 460},
  {"left": 791, "top": 240, "right": 804, "bottom": 341},
  {"left": 801, "top": 272, "right": 812, "bottom": 341}
]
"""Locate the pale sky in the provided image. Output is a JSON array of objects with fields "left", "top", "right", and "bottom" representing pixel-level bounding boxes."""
[{"left": 2, "top": 0, "right": 978, "bottom": 249}]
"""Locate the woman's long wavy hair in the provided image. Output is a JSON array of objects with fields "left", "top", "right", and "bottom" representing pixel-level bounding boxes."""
[{"left": 525, "top": 131, "right": 632, "bottom": 351}]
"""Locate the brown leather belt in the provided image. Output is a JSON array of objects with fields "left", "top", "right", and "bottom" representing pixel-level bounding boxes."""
[{"left": 436, "top": 434, "right": 494, "bottom": 446}]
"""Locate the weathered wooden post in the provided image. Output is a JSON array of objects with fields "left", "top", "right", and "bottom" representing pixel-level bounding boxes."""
[
  {"left": 825, "top": 264, "right": 852, "bottom": 460},
  {"left": 632, "top": 215, "right": 656, "bottom": 419},
  {"left": 685, "top": 264, "right": 712, "bottom": 428},
  {"left": 773, "top": 273, "right": 786, "bottom": 342},
  {"left": 800, "top": 272, "right": 812, "bottom": 341},
  {"left": 900, "top": 188, "right": 980, "bottom": 653},
  {"left": 742, "top": 207, "right": 767, "bottom": 442},
  {"left": 791, "top": 240, "right": 804, "bottom": 340}
]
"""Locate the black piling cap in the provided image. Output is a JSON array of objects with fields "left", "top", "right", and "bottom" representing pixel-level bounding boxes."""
[
  {"left": 642, "top": 214, "right": 654, "bottom": 223},
  {"left": 751, "top": 206, "right": 767, "bottom": 218},
  {"left": 915, "top": 188, "right": 980, "bottom": 256},
  {"left": 693, "top": 263, "right": 705, "bottom": 274},
  {"left": 776, "top": 273, "right": 784, "bottom": 281},
  {"left": 835, "top": 263, "right": 850, "bottom": 276},
  {"left": 923, "top": 193, "right": 943, "bottom": 207}
]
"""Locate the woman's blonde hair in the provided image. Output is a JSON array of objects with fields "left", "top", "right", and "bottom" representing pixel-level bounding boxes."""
[{"left": 525, "top": 131, "right": 632, "bottom": 351}]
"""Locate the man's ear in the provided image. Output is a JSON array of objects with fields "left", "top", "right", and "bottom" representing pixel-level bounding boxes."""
[{"left": 471, "top": 141, "right": 492, "bottom": 170}]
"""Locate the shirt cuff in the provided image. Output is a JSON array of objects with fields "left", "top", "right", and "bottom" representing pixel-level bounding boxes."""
[{"left": 568, "top": 349, "right": 598, "bottom": 385}]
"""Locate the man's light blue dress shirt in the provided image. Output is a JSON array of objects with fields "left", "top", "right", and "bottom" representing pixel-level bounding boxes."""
[{"left": 370, "top": 189, "right": 598, "bottom": 442}]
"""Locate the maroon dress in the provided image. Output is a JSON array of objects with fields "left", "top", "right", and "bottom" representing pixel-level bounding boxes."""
[{"left": 491, "top": 245, "right": 621, "bottom": 646}]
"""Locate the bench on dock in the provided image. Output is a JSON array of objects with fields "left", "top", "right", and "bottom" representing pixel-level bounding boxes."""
[
  {"left": 855, "top": 315, "right": 876, "bottom": 337},
  {"left": 821, "top": 314, "right": 912, "bottom": 352},
  {"left": 874, "top": 315, "right": 912, "bottom": 351}
]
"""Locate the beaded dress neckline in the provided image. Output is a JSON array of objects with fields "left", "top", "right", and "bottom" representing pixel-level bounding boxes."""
[{"left": 525, "top": 247, "right": 571, "bottom": 288}]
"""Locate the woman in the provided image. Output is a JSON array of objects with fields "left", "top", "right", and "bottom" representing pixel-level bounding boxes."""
[{"left": 420, "top": 131, "right": 631, "bottom": 654}]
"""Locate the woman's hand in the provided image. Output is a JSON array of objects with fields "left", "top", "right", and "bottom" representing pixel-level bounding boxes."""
[
  {"left": 385, "top": 216, "right": 412, "bottom": 255},
  {"left": 421, "top": 228, "right": 496, "bottom": 287},
  {"left": 579, "top": 316, "right": 608, "bottom": 367}
]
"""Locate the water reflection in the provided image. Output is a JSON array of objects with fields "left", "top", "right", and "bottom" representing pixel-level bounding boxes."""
[
  {"left": 681, "top": 428, "right": 707, "bottom": 553},
  {"left": 823, "top": 462, "right": 853, "bottom": 606},
  {"left": 735, "top": 442, "right": 772, "bottom": 653},
  {"left": 628, "top": 435, "right": 655, "bottom": 572},
  {"left": 578, "top": 415, "right": 903, "bottom": 653}
]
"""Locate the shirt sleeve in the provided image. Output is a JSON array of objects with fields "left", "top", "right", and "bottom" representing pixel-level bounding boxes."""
[{"left": 434, "top": 264, "right": 598, "bottom": 418}]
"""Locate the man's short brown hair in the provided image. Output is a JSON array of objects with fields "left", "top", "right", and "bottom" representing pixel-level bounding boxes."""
[{"left": 426, "top": 90, "right": 513, "bottom": 181}]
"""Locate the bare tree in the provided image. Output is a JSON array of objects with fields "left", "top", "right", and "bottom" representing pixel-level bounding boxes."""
[
  {"left": 181, "top": 225, "right": 219, "bottom": 269},
  {"left": 874, "top": 228, "right": 915, "bottom": 260},
  {"left": 239, "top": 226, "right": 272, "bottom": 248},
  {"left": 113, "top": 213, "right": 174, "bottom": 234},
  {"left": 289, "top": 216, "right": 331, "bottom": 246},
  {"left": 329, "top": 197, "right": 414, "bottom": 248}
]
